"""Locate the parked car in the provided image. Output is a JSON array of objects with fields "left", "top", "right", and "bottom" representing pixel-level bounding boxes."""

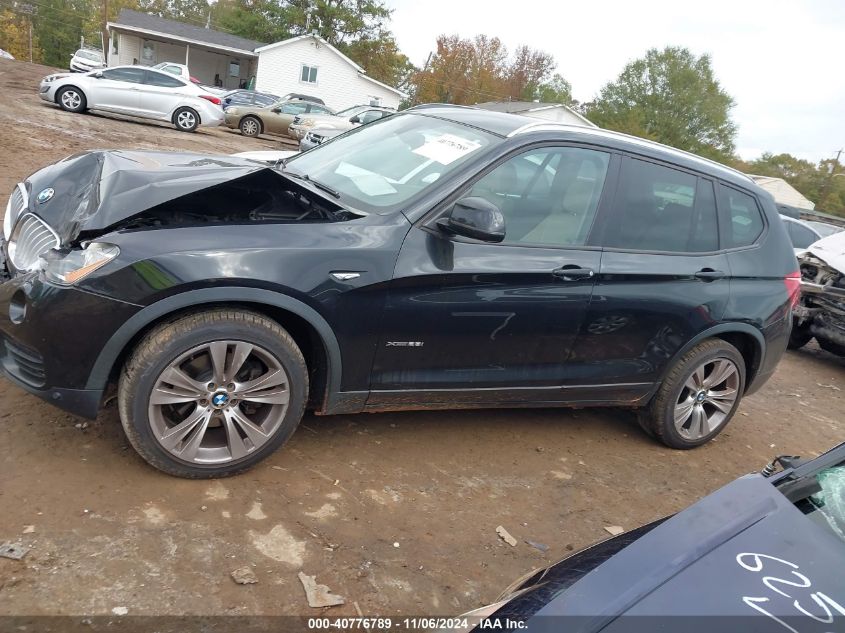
[
  {"left": 791, "top": 231, "right": 845, "bottom": 355},
  {"left": 69, "top": 48, "right": 105, "bottom": 73},
  {"left": 279, "top": 92, "right": 325, "bottom": 105},
  {"left": 223, "top": 99, "right": 334, "bottom": 137},
  {"left": 0, "top": 48, "right": 14, "bottom": 60},
  {"left": 38, "top": 66, "right": 224, "bottom": 132},
  {"left": 0, "top": 106, "right": 797, "bottom": 477},
  {"left": 805, "top": 219, "right": 843, "bottom": 239},
  {"left": 221, "top": 90, "right": 280, "bottom": 109},
  {"left": 299, "top": 128, "right": 344, "bottom": 151},
  {"left": 454, "top": 443, "right": 845, "bottom": 632},
  {"left": 288, "top": 104, "right": 393, "bottom": 140},
  {"left": 781, "top": 215, "right": 824, "bottom": 255}
]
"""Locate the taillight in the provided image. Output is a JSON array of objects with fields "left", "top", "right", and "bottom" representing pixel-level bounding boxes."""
[
  {"left": 200, "top": 94, "right": 221, "bottom": 105},
  {"left": 785, "top": 271, "right": 801, "bottom": 309}
]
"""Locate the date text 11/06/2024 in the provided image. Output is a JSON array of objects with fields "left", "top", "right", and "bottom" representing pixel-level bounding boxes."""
[{"left": 306, "top": 617, "right": 528, "bottom": 630}]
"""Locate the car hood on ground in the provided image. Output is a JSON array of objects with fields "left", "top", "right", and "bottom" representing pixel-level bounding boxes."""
[
  {"left": 21, "top": 150, "right": 271, "bottom": 244},
  {"left": 496, "top": 470, "right": 845, "bottom": 632},
  {"left": 806, "top": 231, "right": 845, "bottom": 273}
]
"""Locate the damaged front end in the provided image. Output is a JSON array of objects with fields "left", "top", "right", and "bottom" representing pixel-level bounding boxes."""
[
  {"left": 794, "top": 233, "right": 845, "bottom": 355},
  {"left": 1, "top": 149, "right": 353, "bottom": 280}
]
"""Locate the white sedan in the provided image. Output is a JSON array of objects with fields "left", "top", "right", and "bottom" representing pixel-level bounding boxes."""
[{"left": 38, "top": 65, "right": 224, "bottom": 132}]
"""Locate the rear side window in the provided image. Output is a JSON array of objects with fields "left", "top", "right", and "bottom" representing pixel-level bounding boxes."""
[
  {"left": 785, "top": 220, "right": 818, "bottom": 249},
  {"left": 145, "top": 71, "right": 185, "bottom": 87},
  {"left": 721, "top": 186, "right": 765, "bottom": 248},
  {"left": 101, "top": 67, "right": 146, "bottom": 84},
  {"left": 605, "top": 158, "right": 719, "bottom": 252},
  {"left": 253, "top": 94, "right": 276, "bottom": 107}
]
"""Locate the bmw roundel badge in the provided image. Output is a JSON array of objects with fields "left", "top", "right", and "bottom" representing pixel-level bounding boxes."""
[{"left": 36, "top": 187, "right": 55, "bottom": 204}]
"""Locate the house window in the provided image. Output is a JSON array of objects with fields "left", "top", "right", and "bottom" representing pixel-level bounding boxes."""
[
  {"left": 300, "top": 64, "right": 318, "bottom": 84},
  {"left": 229, "top": 60, "right": 239, "bottom": 77}
]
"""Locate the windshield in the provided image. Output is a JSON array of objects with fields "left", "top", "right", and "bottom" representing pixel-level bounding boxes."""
[
  {"left": 285, "top": 113, "right": 500, "bottom": 213},
  {"left": 76, "top": 50, "right": 102, "bottom": 62},
  {"left": 799, "top": 459, "right": 845, "bottom": 544},
  {"left": 335, "top": 105, "right": 366, "bottom": 117}
]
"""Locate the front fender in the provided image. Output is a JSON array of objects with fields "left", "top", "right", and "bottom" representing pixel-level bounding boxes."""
[{"left": 85, "top": 286, "right": 343, "bottom": 403}]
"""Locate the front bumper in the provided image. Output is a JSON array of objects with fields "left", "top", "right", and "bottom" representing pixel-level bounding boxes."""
[
  {"left": 288, "top": 124, "right": 309, "bottom": 140},
  {"left": 0, "top": 270, "right": 141, "bottom": 418}
]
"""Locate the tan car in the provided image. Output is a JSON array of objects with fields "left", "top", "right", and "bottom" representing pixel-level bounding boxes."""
[{"left": 224, "top": 99, "right": 334, "bottom": 138}]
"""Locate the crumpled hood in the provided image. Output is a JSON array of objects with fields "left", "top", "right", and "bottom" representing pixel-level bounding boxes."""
[
  {"left": 805, "top": 231, "right": 845, "bottom": 273},
  {"left": 22, "top": 149, "right": 270, "bottom": 244}
]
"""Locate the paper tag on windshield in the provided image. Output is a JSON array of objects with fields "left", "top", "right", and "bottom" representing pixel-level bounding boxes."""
[{"left": 412, "top": 134, "right": 482, "bottom": 165}]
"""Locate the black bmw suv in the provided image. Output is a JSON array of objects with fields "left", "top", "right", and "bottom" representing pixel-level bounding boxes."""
[{"left": 0, "top": 106, "right": 798, "bottom": 477}]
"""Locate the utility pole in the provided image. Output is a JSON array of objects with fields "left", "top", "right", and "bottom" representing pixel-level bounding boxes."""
[
  {"left": 819, "top": 148, "right": 843, "bottom": 208},
  {"left": 102, "top": 0, "right": 109, "bottom": 57},
  {"left": 19, "top": 3, "right": 33, "bottom": 62}
]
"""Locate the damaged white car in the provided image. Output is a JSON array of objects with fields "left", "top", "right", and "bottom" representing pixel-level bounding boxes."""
[{"left": 792, "top": 231, "right": 845, "bottom": 355}]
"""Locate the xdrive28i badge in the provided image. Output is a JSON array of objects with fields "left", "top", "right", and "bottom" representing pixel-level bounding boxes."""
[{"left": 36, "top": 188, "right": 54, "bottom": 204}]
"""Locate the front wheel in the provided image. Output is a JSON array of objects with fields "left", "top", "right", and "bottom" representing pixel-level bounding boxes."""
[
  {"left": 787, "top": 321, "right": 813, "bottom": 350},
  {"left": 57, "top": 86, "right": 86, "bottom": 112},
  {"left": 118, "top": 309, "right": 308, "bottom": 478},
  {"left": 239, "top": 116, "right": 261, "bottom": 137},
  {"left": 641, "top": 339, "right": 746, "bottom": 449},
  {"left": 173, "top": 107, "right": 199, "bottom": 132}
]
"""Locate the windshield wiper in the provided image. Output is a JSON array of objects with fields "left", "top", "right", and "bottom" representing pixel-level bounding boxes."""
[{"left": 302, "top": 174, "right": 340, "bottom": 198}]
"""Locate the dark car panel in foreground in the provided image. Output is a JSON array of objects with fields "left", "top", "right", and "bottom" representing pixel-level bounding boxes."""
[
  {"left": 0, "top": 106, "right": 798, "bottom": 476},
  {"left": 470, "top": 443, "right": 845, "bottom": 632}
]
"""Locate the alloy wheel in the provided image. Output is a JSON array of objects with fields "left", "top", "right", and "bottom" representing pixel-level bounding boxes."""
[
  {"left": 242, "top": 119, "right": 258, "bottom": 135},
  {"left": 673, "top": 357, "right": 740, "bottom": 440},
  {"left": 61, "top": 90, "right": 81, "bottom": 110},
  {"left": 148, "top": 340, "right": 290, "bottom": 465},
  {"left": 177, "top": 110, "right": 196, "bottom": 130}
]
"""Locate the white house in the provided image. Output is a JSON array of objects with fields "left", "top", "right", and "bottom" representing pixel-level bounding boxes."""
[
  {"left": 106, "top": 10, "right": 406, "bottom": 110},
  {"left": 748, "top": 175, "right": 815, "bottom": 210},
  {"left": 254, "top": 35, "right": 405, "bottom": 110},
  {"left": 475, "top": 101, "right": 596, "bottom": 127}
]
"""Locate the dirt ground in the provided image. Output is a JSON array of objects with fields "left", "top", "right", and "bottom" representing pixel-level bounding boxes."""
[{"left": 0, "top": 58, "right": 843, "bottom": 620}]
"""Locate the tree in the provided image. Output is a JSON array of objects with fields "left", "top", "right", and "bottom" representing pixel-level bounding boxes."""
[
  {"left": 588, "top": 46, "right": 737, "bottom": 161},
  {"left": 343, "top": 32, "right": 414, "bottom": 88},
  {"left": 0, "top": 9, "right": 42, "bottom": 61},
  {"left": 535, "top": 73, "right": 573, "bottom": 105},
  {"left": 280, "top": 0, "right": 390, "bottom": 46},
  {"left": 31, "top": 0, "right": 94, "bottom": 68},
  {"left": 210, "top": 0, "right": 290, "bottom": 43},
  {"left": 410, "top": 33, "right": 567, "bottom": 106},
  {"left": 137, "top": 0, "right": 212, "bottom": 25}
]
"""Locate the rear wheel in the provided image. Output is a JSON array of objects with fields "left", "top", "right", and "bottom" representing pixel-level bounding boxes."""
[
  {"left": 118, "top": 309, "right": 308, "bottom": 478},
  {"left": 641, "top": 339, "right": 745, "bottom": 449},
  {"left": 173, "top": 107, "right": 199, "bottom": 132},
  {"left": 57, "top": 86, "right": 86, "bottom": 113},
  {"left": 817, "top": 337, "right": 845, "bottom": 357},
  {"left": 239, "top": 116, "right": 261, "bottom": 137}
]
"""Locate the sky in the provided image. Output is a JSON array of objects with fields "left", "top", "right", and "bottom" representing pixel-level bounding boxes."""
[{"left": 387, "top": 0, "right": 845, "bottom": 164}]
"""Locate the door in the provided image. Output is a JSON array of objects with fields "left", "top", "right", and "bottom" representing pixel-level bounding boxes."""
[
  {"left": 570, "top": 156, "right": 731, "bottom": 390},
  {"left": 266, "top": 101, "right": 309, "bottom": 134},
  {"left": 368, "top": 145, "right": 613, "bottom": 406},
  {"left": 136, "top": 69, "right": 188, "bottom": 118},
  {"left": 91, "top": 67, "right": 146, "bottom": 112}
]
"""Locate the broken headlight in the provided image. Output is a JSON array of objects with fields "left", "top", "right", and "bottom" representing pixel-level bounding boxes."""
[{"left": 41, "top": 242, "right": 119, "bottom": 285}]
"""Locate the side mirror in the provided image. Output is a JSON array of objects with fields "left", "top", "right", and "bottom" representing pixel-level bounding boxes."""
[
  {"left": 271, "top": 107, "right": 282, "bottom": 113},
  {"left": 436, "top": 197, "right": 505, "bottom": 242},
  {"left": 94, "top": 70, "right": 104, "bottom": 78},
  {"left": 349, "top": 115, "right": 361, "bottom": 124}
]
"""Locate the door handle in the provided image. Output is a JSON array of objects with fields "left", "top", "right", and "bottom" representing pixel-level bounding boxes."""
[
  {"left": 552, "top": 265, "right": 595, "bottom": 281},
  {"left": 694, "top": 268, "right": 726, "bottom": 281}
]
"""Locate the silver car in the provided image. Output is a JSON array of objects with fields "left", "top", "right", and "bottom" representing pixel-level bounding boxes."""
[
  {"left": 288, "top": 105, "right": 393, "bottom": 140},
  {"left": 39, "top": 66, "right": 224, "bottom": 132}
]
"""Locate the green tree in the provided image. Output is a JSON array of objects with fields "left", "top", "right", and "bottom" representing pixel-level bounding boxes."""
[
  {"left": 210, "top": 0, "right": 290, "bottom": 43},
  {"left": 588, "top": 46, "right": 737, "bottom": 161},
  {"left": 343, "top": 31, "right": 414, "bottom": 88},
  {"left": 137, "top": 0, "right": 212, "bottom": 25},
  {"left": 0, "top": 8, "right": 42, "bottom": 61},
  {"left": 31, "top": 0, "right": 94, "bottom": 67},
  {"left": 536, "top": 73, "right": 573, "bottom": 105},
  {"left": 281, "top": 0, "right": 390, "bottom": 46}
]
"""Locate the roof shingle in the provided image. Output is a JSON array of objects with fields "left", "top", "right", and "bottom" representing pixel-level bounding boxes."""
[{"left": 111, "top": 9, "right": 265, "bottom": 54}]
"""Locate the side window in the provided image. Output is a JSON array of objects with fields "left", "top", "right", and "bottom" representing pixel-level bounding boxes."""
[
  {"left": 308, "top": 104, "right": 331, "bottom": 114},
  {"left": 144, "top": 71, "right": 186, "bottom": 87},
  {"left": 605, "top": 158, "right": 719, "bottom": 252},
  {"left": 466, "top": 146, "right": 610, "bottom": 248},
  {"left": 721, "top": 186, "right": 765, "bottom": 248},
  {"left": 101, "top": 68, "right": 146, "bottom": 83},
  {"left": 359, "top": 110, "right": 385, "bottom": 124},
  {"left": 279, "top": 102, "right": 309, "bottom": 115},
  {"left": 254, "top": 94, "right": 276, "bottom": 107}
]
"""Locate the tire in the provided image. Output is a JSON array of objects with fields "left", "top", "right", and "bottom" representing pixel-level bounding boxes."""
[
  {"left": 787, "top": 321, "right": 813, "bottom": 350},
  {"left": 640, "top": 338, "right": 746, "bottom": 449},
  {"left": 817, "top": 337, "right": 845, "bottom": 357},
  {"left": 173, "top": 107, "right": 199, "bottom": 132},
  {"left": 57, "top": 86, "right": 86, "bottom": 113},
  {"left": 239, "top": 116, "right": 261, "bottom": 137},
  {"left": 118, "top": 309, "right": 308, "bottom": 478}
]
